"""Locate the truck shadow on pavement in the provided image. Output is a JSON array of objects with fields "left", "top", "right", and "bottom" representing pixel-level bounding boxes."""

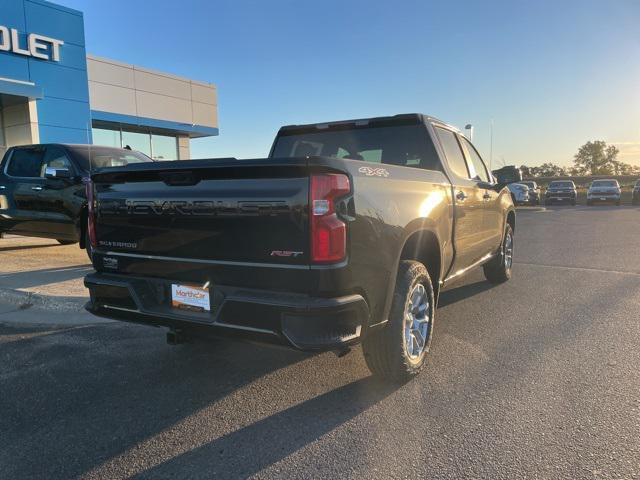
[
  {"left": 0, "top": 322, "right": 397, "bottom": 479},
  {"left": 0, "top": 264, "right": 92, "bottom": 290},
  {"left": 0, "top": 242, "right": 61, "bottom": 253},
  {"left": 437, "top": 280, "right": 496, "bottom": 308}
]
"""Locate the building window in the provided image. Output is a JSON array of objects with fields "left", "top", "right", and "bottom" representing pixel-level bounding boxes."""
[
  {"left": 151, "top": 134, "right": 178, "bottom": 160},
  {"left": 92, "top": 128, "right": 120, "bottom": 149},
  {"left": 92, "top": 126, "right": 179, "bottom": 160},
  {"left": 121, "top": 130, "right": 152, "bottom": 157}
]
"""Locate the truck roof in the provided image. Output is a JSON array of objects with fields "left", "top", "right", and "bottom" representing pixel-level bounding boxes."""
[{"left": 278, "top": 113, "right": 459, "bottom": 135}]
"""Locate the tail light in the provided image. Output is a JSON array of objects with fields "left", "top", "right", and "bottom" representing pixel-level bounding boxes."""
[
  {"left": 85, "top": 179, "right": 97, "bottom": 248},
  {"left": 310, "top": 174, "right": 350, "bottom": 263}
]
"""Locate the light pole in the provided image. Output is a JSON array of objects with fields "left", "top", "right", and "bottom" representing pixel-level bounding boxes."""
[{"left": 464, "top": 124, "right": 473, "bottom": 141}]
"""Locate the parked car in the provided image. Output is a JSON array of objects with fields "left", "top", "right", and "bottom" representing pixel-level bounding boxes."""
[
  {"left": 633, "top": 180, "right": 640, "bottom": 206},
  {"left": 545, "top": 180, "right": 577, "bottom": 205},
  {"left": 0, "top": 144, "right": 152, "bottom": 258},
  {"left": 519, "top": 180, "right": 541, "bottom": 205},
  {"left": 507, "top": 183, "right": 530, "bottom": 206},
  {"left": 587, "top": 179, "right": 621, "bottom": 206},
  {"left": 84, "top": 113, "right": 516, "bottom": 382}
]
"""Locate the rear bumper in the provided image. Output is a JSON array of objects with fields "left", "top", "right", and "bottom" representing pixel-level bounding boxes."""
[
  {"left": 587, "top": 194, "right": 620, "bottom": 202},
  {"left": 84, "top": 272, "right": 368, "bottom": 351}
]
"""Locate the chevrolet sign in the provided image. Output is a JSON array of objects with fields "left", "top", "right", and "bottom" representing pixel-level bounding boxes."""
[{"left": 0, "top": 25, "right": 64, "bottom": 62}]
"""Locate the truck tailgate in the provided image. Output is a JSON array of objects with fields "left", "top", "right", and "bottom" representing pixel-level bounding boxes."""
[{"left": 92, "top": 159, "right": 310, "bottom": 267}]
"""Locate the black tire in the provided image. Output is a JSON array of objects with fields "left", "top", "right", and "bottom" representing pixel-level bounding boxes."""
[
  {"left": 483, "top": 223, "right": 514, "bottom": 284},
  {"left": 587, "top": 200, "right": 592, "bottom": 206},
  {"left": 57, "top": 239, "right": 78, "bottom": 245},
  {"left": 84, "top": 228, "right": 94, "bottom": 262},
  {"left": 615, "top": 201, "right": 620, "bottom": 206},
  {"left": 362, "top": 260, "right": 435, "bottom": 383},
  {"left": 546, "top": 199, "right": 552, "bottom": 206}
]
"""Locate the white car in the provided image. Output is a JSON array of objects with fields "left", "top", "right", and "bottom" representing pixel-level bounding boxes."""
[
  {"left": 587, "top": 179, "right": 621, "bottom": 206},
  {"left": 507, "top": 183, "right": 530, "bottom": 206}
]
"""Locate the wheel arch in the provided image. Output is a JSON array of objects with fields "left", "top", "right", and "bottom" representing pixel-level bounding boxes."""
[
  {"left": 398, "top": 228, "right": 442, "bottom": 302},
  {"left": 506, "top": 208, "right": 516, "bottom": 233}
]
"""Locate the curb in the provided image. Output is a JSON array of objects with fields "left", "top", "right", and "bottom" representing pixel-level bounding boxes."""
[
  {"left": 516, "top": 206, "right": 546, "bottom": 212},
  {"left": 0, "top": 287, "right": 87, "bottom": 313}
]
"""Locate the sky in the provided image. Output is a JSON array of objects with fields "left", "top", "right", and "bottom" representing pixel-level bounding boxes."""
[{"left": 60, "top": 0, "right": 640, "bottom": 168}]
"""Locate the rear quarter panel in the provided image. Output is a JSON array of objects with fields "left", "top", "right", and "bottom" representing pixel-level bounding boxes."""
[{"left": 331, "top": 159, "right": 454, "bottom": 327}]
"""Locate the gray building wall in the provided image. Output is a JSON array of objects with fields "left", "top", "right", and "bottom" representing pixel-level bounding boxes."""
[{"left": 87, "top": 55, "right": 218, "bottom": 135}]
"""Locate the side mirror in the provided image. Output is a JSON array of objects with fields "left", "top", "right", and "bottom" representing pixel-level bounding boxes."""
[
  {"left": 45, "top": 167, "right": 72, "bottom": 179},
  {"left": 476, "top": 180, "right": 495, "bottom": 190}
]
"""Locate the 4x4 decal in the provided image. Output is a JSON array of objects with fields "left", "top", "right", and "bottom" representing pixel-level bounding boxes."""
[{"left": 358, "top": 166, "right": 390, "bottom": 177}]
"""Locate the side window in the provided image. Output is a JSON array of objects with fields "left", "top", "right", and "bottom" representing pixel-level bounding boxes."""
[
  {"left": 460, "top": 137, "right": 490, "bottom": 183},
  {"left": 434, "top": 127, "right": 469, "bottom": 179},
  {"left": 42, "top": 148, "right": 74, "bottom": 176},
  {"left": 6, "top": 148, "right": 45, "bottom": 178}
]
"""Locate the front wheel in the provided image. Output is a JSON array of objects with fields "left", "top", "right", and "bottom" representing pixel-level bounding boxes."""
[
  {"left": 615, "top": 201, "right": 621, "bottom": 206},
  {"left": 362, "top": 260, "right": 434, "bottom": 383},
  {"left": 483, "top": 224, "right": 514, "bottom": 284}
]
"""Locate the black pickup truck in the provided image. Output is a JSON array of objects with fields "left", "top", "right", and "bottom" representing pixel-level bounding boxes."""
[
  {"left": 0, "top": 144, "right": 151, "bottom": 258},
  {"left": 84, "top": 114, "right": 516, "bottom": 381}
]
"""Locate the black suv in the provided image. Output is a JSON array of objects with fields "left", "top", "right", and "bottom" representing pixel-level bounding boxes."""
[
  {"left": 545, "top": 180, "right": 577, "bottom": 206},
  {"left": 0, "top": 144, "right": 152, "bottom": 258}
]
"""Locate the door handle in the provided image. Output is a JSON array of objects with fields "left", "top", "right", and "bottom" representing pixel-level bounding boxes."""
[
  {"left": 483, "top": 193, "right": 492, "bottom": 200},
  {"left": 456, "top": 191, "right": 467, "bottom": 201},
  {"left": 31, "top": 186, "right": 43, "bottom": 191}
]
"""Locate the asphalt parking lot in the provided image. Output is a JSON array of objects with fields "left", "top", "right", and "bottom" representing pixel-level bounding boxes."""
[{"left": 1, "top": 205, "right": 639, "bottom": 479}]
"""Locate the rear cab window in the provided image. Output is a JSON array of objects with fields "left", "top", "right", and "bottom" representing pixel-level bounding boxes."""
[{"left": 272, "top": 124, "right": 443, "bottom": 171}]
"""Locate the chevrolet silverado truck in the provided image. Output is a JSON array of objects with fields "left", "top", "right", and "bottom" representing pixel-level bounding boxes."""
[
  {"left": 84, "top": 114, "right": 516, "bottom": 382},
  {"left": 0, "top": 144, "right": 152, "bottom": 258}
]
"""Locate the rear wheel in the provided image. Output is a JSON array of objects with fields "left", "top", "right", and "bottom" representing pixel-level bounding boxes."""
[
  {"left": 56, "top": 239, "right": 77, "bottom": 245},
  {"left": 615, "top": 200, "right": 621, "bottom": 206},
  {"left": 483, "top": 224, "right": 514, "bottom": 284},
  {"left": 362, "top": 260, "right": 434, "bottom": 383}
]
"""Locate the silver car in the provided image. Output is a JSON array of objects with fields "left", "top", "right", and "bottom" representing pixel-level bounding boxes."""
[{"left": 587, "top": 179, "right": 621, "bottom": 206}]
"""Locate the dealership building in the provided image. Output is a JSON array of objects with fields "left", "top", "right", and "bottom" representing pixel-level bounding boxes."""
[{"left": 0, "top": 0, "right": 218, "bottom": 160}]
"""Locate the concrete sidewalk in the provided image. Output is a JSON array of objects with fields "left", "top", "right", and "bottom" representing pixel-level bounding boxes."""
[{"left": 0, "top": 235, "right": 91, "bottom": 312}]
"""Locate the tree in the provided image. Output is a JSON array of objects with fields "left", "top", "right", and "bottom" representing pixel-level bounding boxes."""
[
  {"left": 531, "top": 162, "right": 566, "bottom": 177},
  {"left": 573, "top": 140, "right": 619, "bottom": 175}
]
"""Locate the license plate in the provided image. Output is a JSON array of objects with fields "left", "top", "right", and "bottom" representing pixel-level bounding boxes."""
[
  {"left": 171, "top": 284, "right": 210, "bottom": 312},
  {"left": 554, "top": 197, "right": 563, "bottom": 201},
  {"left": 600, "top": 197, "right": 606, "bottom": 201}
]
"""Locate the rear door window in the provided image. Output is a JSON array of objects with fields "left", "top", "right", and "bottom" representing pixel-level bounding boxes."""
[
  {"left": 434, "top": 127, "right": 469, "bottom": 179},
  {"left": 460, "top": 136, "right": 490, "bottom": 183},
  {"left": 6, "top": 148, "right": 46, "bottom": 178}
]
